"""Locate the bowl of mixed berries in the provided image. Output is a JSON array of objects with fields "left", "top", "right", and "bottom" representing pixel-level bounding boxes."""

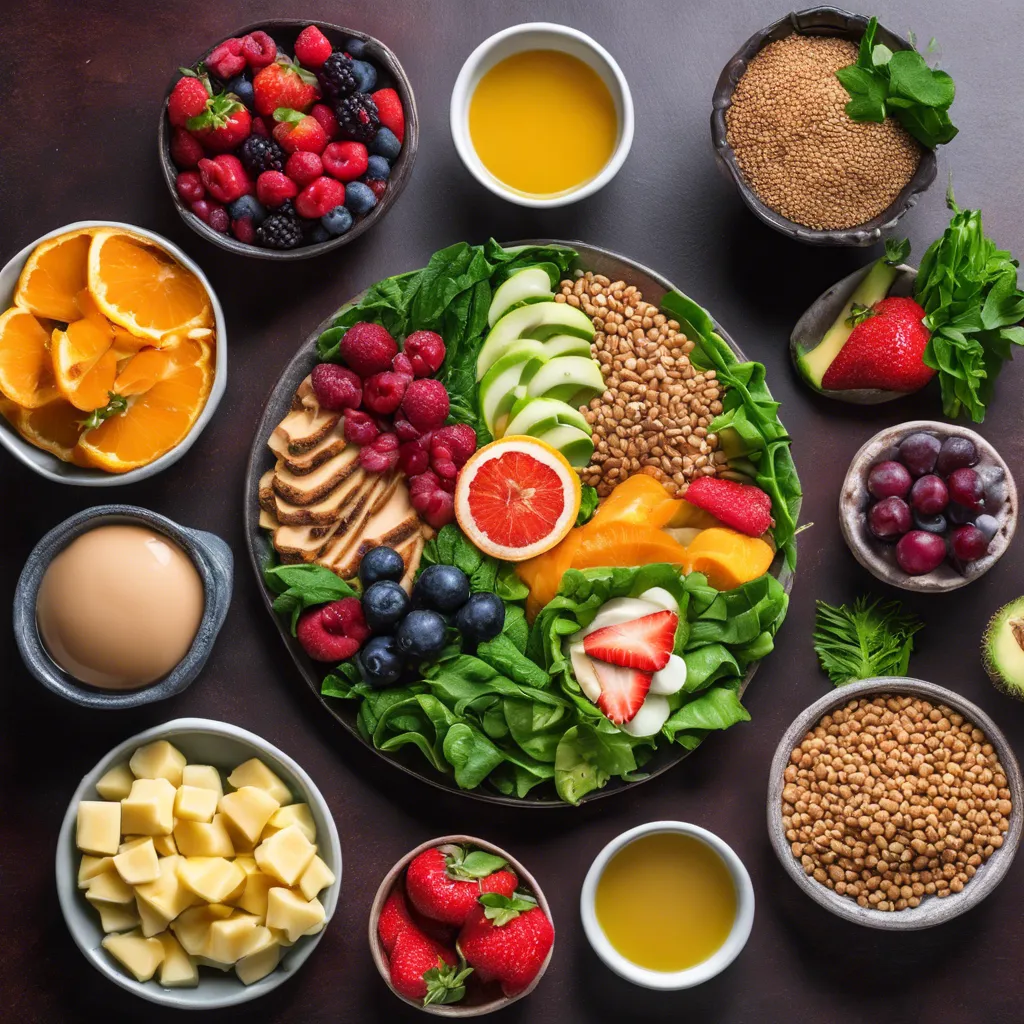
[
  {"left": 159, "top": 21, "right": 417, "bottom": 258},
  {"left": 840, "top": 420, "right": 1018, "bottom": 592}
]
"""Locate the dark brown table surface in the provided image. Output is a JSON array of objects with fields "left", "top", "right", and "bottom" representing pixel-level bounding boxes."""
[{"left": 3, "top": 1, "right": 1024, "bottom": 1021}]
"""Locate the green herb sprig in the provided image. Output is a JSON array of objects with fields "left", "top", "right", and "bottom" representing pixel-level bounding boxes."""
[{"left": 835, "top": 17, "right": 957, "bottom": 148}]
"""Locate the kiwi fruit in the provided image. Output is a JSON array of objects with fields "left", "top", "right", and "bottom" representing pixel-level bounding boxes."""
[{"left": 982, "top": 596, "right": 1024, "bottom": 699}]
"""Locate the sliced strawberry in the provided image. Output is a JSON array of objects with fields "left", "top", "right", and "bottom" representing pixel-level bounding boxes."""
[
  {"left": 592, "top": 661, "right": 652, "bottom": 724},
  {"left": 583, "top": 610, "right": 677, "bottom": 672}
]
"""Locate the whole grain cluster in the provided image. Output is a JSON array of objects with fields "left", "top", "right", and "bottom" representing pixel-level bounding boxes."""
[
  {"left": 725, "top": 34, "right": 921, "bottom": 230},
  {"left": 556, "top": 271, "right": 726, "bottom": 497},
  {"left": 783, "top": 695, "right": 1011, "bottom": 912}
]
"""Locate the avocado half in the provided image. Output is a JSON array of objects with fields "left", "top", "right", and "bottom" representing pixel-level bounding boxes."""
[{"left": 982, "top": 597, "right": 1024, "bottom": 699}]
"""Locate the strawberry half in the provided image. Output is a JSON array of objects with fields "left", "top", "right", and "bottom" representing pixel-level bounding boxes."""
[
  {"left": 591, "top": 661, "right": 652, "bottom": 724},
  {"left": 684, "top": 477, "right": 774, "bottom": 537},
  {"left": 583, "top": 609, "right": 677, "bottom": 672}
]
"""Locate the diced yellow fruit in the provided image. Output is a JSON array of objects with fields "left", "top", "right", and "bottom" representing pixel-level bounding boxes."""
[
  {"left": 234, "top": 870, "right": 276, "bottom": 920},
  {"left": 153, "top": 833, "right": 178, "bottom": 857},
  {"left": 181, "top": 764, "right": 223, "bottom": 798},
  {"left": 263, "top": 802, "right": 317, "bottom": 844},
  {"left": 118, "top": 836, "right": 149, "bottom": 853},
  {"left": 129, "top": 740, "right": 187, "bottom": 787},
  {"left": 174, "top": 785, "right": 218, "bottom": 823},
  {"left": 93, "top": 900, "right": 140, "bottom": 934},
  {"left": 78, "top": 854, "right": 114, "bottom": 888},
  {"left": 174, "top": 814, "right": 234, "bottom": 858},
  {"left": 121, "top": 778, "right": 176, "bottom": 836},
  {"left": 135, "top": 855, "right": 199, "bottom": 921},
  {"left": 135, "top": 895, "right": 171, "bottom": 938},
  {"left": 87, "top": 869, "right": 135, "bottom": 904},
  {"left": 219, "top": 786, "right": 280, "bottom": 847},
  {"left": 194, "top": 956, "right": 233, "bottom": 972},
  {"left": 77, "top": 800, "right": 121, "bottom": 855},
  {"left": 227, "top": 759, "right": 292, "bottom": 805},
  {"left": 255, "top": 825, "right": 316, "bottom": 886},
  {"left": 170, "top": 903, "right": 233, "bottom": 956},
  {"left": 113, "top": 838, "right": 160, "bottom": 886},
  {"left": 156, "top": 931, "right": 198, "bottom": 988},
  {"left": 101, "top": 930, "right": 165, "bottom": 982},
  {"left": 223, "top": 820, "right": 256, "bottom": 856},
  {"left": 207, "top": 914, "right": 272, "bottom": 965},
  {"left": 234, "top": 856, "right": 258, "bottom": 877},
  {"left": 177, "top": 857, "right": 247, "bottom": 904},
  {"left": 265, "top": 888, "right": 325, "bottom": 943},
  {"left": 298, "top": 855, "right": 336, "bottom": 902},
  {"left": 95, "top": 762, "right": 135, "bottom": 801},
  {"left": 236, "top": 941, "right": 282, "bottom": 985}
]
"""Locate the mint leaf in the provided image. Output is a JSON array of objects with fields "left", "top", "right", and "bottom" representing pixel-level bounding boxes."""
[{"left": 887, "top": 50, "right": 955, "bottom": 108}]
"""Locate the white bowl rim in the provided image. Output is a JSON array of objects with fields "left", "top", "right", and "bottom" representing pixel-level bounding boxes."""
[
  {"left": 0, "top": 220, "right": 226, "bottom": 486},
  {"left": 449, "top": 22, "right": 635, "bottom": 208},
  {"left": 579, "top": 820, "right": 754, "bottom": 990},
  {"left": 55, "top": 716, "right": 341, "bottom": 1009}
]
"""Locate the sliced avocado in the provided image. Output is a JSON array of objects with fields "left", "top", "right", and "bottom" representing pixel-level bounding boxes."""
[
  {"left": 534, "top": 423, "right": 594, "bottom": 467},
  {"left": 526, "top": 355, "right": 605, "bottom": 405},
  {"left": 478, "top": 340, "right": 548, "bottom": 437},
  {"left": 543, "top": 333, "right": 593, "bottom": 359},
  {"left": 982, "top": 597, "right": 1024, "bottom": 700},
  {"left": 488, "top": 267, "right": 556, "bottom": 327},
  {"left": 476, "top": 303, "right": 595, "bottom": 380},
  {"left": 799, "top": 259, "right": 898, "bottom": 388},
  {"left": 504, "top": 396, "right": 591, "bottom": 437}
]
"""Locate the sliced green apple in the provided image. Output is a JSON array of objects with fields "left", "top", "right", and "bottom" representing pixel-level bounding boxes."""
[
  {"left": 543, "top": 333, "right": 592, "bottom": 359},
  {"left": 476, "top": 302, "right": 595, "bottom": 380},
  {"left": 504, "top": 396, "right": 591, "bottom": 438},
  {"left": 534, "top": 423, "right": 594, "bottom": 467},
  {"left": 525, "top": 355, "right": 605, "bottom": 406},
  {"left": 487, "top": 267, "right": 556, "bottom": 327},
  {"left": 478, "top": 340, "right": 548, "bottom": 437}
]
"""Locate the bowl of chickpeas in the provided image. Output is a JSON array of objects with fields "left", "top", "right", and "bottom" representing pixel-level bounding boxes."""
[{"left": 767, "top": 677, "right": 1022, "bottom": 929}]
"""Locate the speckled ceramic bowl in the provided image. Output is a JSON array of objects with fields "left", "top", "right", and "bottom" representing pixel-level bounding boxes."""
[
  {"left": 767, "top": 678, "right": 1023, "bottom": 929},
  {"left": 14, "top": 505, "right": 232, "bottom": 708}
]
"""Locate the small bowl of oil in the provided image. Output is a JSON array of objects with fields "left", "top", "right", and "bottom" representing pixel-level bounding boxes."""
[
  {"left": 580, "top": 821, "right": 754, "bottom": 990},
  {"left": 450, "top": 22, "right": 634, "bottom": 207}
]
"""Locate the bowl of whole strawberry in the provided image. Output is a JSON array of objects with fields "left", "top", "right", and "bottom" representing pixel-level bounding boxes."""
[
  {"left": 370, "top": 837, "right": 554, "bottom": 1015},
  {"left": 159, "top": 21, "right": 417, "bottom": 259}
]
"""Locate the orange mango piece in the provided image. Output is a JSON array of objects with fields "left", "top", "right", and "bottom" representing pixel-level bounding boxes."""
[
  {"left": 519, "top": 530, "right": 582, "bottom": 622},
  {"left": 682, "top": 527, "right": 774, "bottom": 590},
  {"left": 589, "top": 473, "right": 681, "bottom": 531},
  {"left": 666, "top": 498, "right": 722, "bottom": 530},
  {"left": 572, "top": 521, "right": 689, "bottom": 572}
]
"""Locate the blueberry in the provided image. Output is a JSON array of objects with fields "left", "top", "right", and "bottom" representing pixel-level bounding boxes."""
[
  {"left": 975, "top": 514, "right": 999, "bottom": 541},
  {"left": 413, "top": 564, "right": 470, "bottom": 613},
  {"left": 345, "top": 37, "right": 369, "bottom": 59},
  {"left": 321, "top": 204, "right": 354, "bottom": 237},
  {"left": 370, "top": 127, "right": 402, "bottom": 162},
  {"left": 345, "top": 181, "right": 377, "bottom": 215},
  {"left": 306, "top": 223, "right": 331, "bottom": 244},
  {"left": 455, "top": 592, "right": 505, "bottom": 643},
  {"left": 913, "top": 511, "right": 947, "bottom": 535},
  {"left": 365, "top": 155, "right": 391, "bottom": 180},
  {"left": 351, "top": 58, "right": 377, "bottom": 93},
  {"left": 359, "top": 546, "right": 406, "bottom": 586},
  {"left": 362, "top": 580, "right": 410, "bottom": 634},
  {"left": 396, "top": 609, "right": 448, "bottom": 660},
  {"left": 358, "top": 635, "right": 404, "bottom": 688},
  {"left": 227, "top": 194, "right": 266, "bottom": 225},
  {"left": 227, "top": 74, "right": 254, "bottom": 109}
]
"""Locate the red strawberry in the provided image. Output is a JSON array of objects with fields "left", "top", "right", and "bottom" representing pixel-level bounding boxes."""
[
  {"left": 296, "top": 597, "right": 367, "bottom": 661},
  {"left": 401, "top": 379, "right": 450, "bottom": 430},
  {"left": 207, "top": 38, "right": 246, "bottom": 79},
  {"left": 170, "top": 127, "right": 205, "bottom": 168},
  {"left": 197, "top": 154, "right": 252, "bottom": 204},
  {"left": 371, "top": 87, "right": 405, "bottom": 143},
  {"left": 253, "top": 57, "right": 320, "bottom": 117},
  {"left": 168, "top": 73, "right": 210, "bottom": 128},
  {"left": 591, "top": 661, "right": 652, "bottom": 724},
  {"left": 406, "top": 846, "right": 518, "bottom": 927},
  {"left": 403, "top": 330, "right": 446, "bottom": 377},
  {"left": 188, "top": 94, "right": 251, "bottom": 152},
  {"left": 340, "top": 322, "right": 398, "bottom": 377},
  {"left": 294, "top": 25, "right": 333, "bottom": 69},
  {"left": 310, "top": 103, "right": 340, "bottom": 140},
  {"left": 256, "top": 170, "right": 298, "bottom": 208},
  {"left": 240, "top": 30, "right": 277, "bottom": 70},
  {"left": 683, "top": 476, "right": 774, "bottom": 537},
  {"left": 273, "top": 110, "right": 328, "bottom": 154},
  {"left": 388, "top": 926, "right": 468, "bottom": 1006},
  {"left": 458, "top": 894, "right": 554, "bottom": 997},
  {"left": 295, "top": 176, "right": 346, "bottom": 219},
  {"left": 583, "top": 609, "right": 677, "bottom": 673},
  {"left": 378, "top": 886, "right": 414, "bottom": 955},
  {"left": 322, "top": 141, "right": 368, "bottom": 182},
  {"left": 821, "top": 296, "right": 933, "bottom": 392}
]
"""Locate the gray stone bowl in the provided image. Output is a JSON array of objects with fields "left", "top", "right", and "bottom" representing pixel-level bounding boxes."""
[
  {"left": 14, "top": 505, "right": 233, "bottom": 708},
  {"left": 767, "top": 677, "right": 1023, "bottom": 930},
  {"left": 839, "top": 420, "right": 1017, "bottom": 593},
  {"left": 710, "top": 6, "right": 937, "bottom": 247}
]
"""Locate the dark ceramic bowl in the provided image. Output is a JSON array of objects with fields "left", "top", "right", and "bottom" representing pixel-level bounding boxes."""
[
  {"left": 158, "top": 19, "right": 419, "bottom": 260},
  {"left": 710, "top": 6, "right": 937, "bottom": 246},
  {"left": 14, "top": 505, "right": 233, "bottom": 707}
]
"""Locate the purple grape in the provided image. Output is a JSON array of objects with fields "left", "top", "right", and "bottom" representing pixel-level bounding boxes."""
[
  {"left": 936, "top": 436, "right": 978, "bottom": 475},
  {"left": 974, "top": 514, "right": 999, "bottom": 541},
  {"left": 947, "top": 467, "right": 984, "bottom": 510},
  {"left": 898, "top": 432, "right": 941, "bottom": 476},
  {"left": 950, "top": 524, "right": 989, "bottom": 562},
  {"left": 896, "top": 531, "right": 947, "bottom": 575},
  {"left": 910, "top": 474, "right": 948, "bottom": 515},
  {"left": 868, "top": 496, "right": 912, "bottom": 539},
  {"left": 868, "top": 460, "right": 912, "bottom": 499},
  {"left": 913, "top": 511, "right": 947, "bottom": 535}
]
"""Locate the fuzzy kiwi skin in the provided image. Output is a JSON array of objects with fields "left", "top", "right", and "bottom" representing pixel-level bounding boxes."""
[{"left": 982, "top": 597, "right": 1024, "bottom": 700}]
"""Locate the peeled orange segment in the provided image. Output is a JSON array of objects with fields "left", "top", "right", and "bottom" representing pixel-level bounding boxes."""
[
  {"left": 0, "top": 306, "right": 59, "bottom": 408},
  {"left": 518, "top": 530, "right": 583, "bottom": 621},
  {"left": 0, "top": 396, "right": 86, "bottom": 462},
  {"left": 87, "top": 229, "right": 212, "bottom": 343},
  {"left": 455, "top": 435, "right": 581, "bottom": 561},
  {"left": 75, "top": 288, "right": 147, "bottom": 355},
  {"left": 13, "top": 229, "right": 92, "bottom": 322},
  {"left": 589, "top": 474, "right": 681, "bottom": 531},
  {"left": 52, "top": 318, "right": 117, "bottom": 411},
  {"left": 683, "top": 527, "right": 774, "bottom": 590},
  {"left": 113, "top": 348, "right": 173, "bottom": 396},
  {"left": 571, "top": 522, "right": 689, "bottom": 572}
]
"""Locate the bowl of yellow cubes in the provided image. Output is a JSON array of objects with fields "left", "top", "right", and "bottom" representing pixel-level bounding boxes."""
[{"left": 56, "top": 717, "right": 341, "bottom": 1007}]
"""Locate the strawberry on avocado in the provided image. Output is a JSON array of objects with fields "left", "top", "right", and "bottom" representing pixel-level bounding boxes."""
[
  {"left": 406, "top": 845, "right": 518, "bottom": 926},
  {"left": 684, "top": 476, "right": 774, "bottom": 537}
]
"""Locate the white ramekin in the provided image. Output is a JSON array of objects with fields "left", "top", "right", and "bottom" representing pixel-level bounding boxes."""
[
  {"left": 580, "top": 821, "right": 754, "bottom": 990},
  {"left": 449, "top": 23, "right": 634, "bottom": 208}
]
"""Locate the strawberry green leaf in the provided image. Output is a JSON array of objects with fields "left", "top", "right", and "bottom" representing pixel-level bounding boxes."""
[
  {"left": 478, "top": 891, "right": 537, "bottom": 926},
  {"left": 884, "top": 237, "right": 911, "bottom": 265},
  {"left": 422, "top": 957, "right": 472, "bottom": 1006},
  {"left": 273, "top": 107, "right": 306, "bottom": 125},
  {"left": 845, "top": 303, "right": 878, "bottom": 328},
  {"left": 445, "top": 847, "right": 508, "bottom": 880}
]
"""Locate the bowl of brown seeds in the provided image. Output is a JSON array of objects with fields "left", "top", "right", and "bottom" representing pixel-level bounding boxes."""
[
  {"left": 767, "top": 678, "right": 1022, "bottom": 929},
  {"left": 711, "top": 7, "right": 937, "bottom": 246}
]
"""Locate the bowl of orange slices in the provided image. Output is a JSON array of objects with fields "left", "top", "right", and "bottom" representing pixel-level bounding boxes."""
[{"left": 0, "top": 221, "right": 225, "bottom": 485}]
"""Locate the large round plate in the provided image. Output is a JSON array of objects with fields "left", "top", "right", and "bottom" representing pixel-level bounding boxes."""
[{"left": 244, "top": 241, "right": 798, "bottom": 806}]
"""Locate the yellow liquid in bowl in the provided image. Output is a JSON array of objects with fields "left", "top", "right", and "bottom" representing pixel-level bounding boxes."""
[
  {"left": 468, "top": 50, "right": 618, "bottom": 196},
  {"left": 594, "top": 833, "right": 737, "bottom": 972}
]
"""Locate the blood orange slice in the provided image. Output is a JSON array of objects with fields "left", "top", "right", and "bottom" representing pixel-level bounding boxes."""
[{"left": 454, "top": 435, "right": 581, "bottom": 561}]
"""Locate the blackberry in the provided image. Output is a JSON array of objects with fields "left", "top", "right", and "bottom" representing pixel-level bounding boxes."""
[
  {"left": 320, "top": 52, "right": 358, "bottom": 101},
  {"left": 335, "top": 94, "right": 379, "bottom": 143},
  {"left": 239, "top": 135, "right": 284, "bottom": 177},
  {"left": 276, "top": 198, "right": 297, "bottom": 219},
  {"left": 256, "top": 213, "right": 303, "bottom": 249}
]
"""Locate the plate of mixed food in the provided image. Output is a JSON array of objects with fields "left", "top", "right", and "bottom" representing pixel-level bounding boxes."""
[{"left": 245, "top": 240, "right": 801, "bottom": 805}]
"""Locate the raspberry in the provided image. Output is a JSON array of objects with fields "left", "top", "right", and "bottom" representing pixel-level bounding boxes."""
[
  {"left": 409, "top": 471, "right": 456, "bottom": 528},
  {"left": 339, "top": 322, "right": 398, "bottom": 377},
  {"left": 403, "top": 331, "right": 446, "bottom": 378},
  {"left": 310, "top": 103, "right": 339, "bottom": 140},
  {"left": 359, "top": 432, "right": 400, "bottom": 473},
  {"left": 432, "top": 424, "right": 476, "bottom": 467},
  {"left": 368, "top": 179, "right": 388, "bottom": 201},
  {"left": 175, "top": 171, "right": 204, "bottom": 203},
  {"left": 256, "top": 170, "right": 298, "bottom": 208},
  {"left": 343, "top": 409, "right": 379, "bottom": 446},
  {"left": 431, "top": 442, "right": 458, "bottom": 482},
  {"left": 393, "top": 417, "right": 422, "bottom": 442},
  {"left": 250, "top": 116, "right": 270, "bottom": 137},
  {"left": 296, "top": 597, "right": 366, "bottom": 661},
  {"left": 240, "top": 30, "right": 277, "bottom": 70},
  {"left": 295, "top": 176, "right": 346, "bottom": 219},
  {"left": 198, "top": 154, "right": 252, "bottom": 204},
  {"left": 294, "top": 25, "right": 333, "bottom": 69},
  {"left": 438, "top": 472, "right": 457, "bottom": 494},
  {"left": 320, "top": 596, "right": 370, "bottom": 644},
  {"left": 392, "top": 352, "right": 414, "bottom": 379},
  {"left": 285, "top": 150, "right": 323, "bottom": 186},
  {"left": 232, "top": 217, "right": 256, "bottom": 244},
  {"left": 170, "top": 127, "right": 204, "bottom": 169},
  {"left": 321, "top": 141, "right": 368, "bottom": 182},
  {"left": 401, "top": 379, "right": 450, "bottom": 430},
  {"left": 208, "top": 204, "right": 229, "bottom": 233},
  {"left": 398, "top": 435, "right": 431, "bottom": 476},
  {"left": 362, "top": 371, "right": 409, "bottom": 415},
  {"left": 311, "top": 363, "right": 362, "bottom": 410},
  {"left": 207, "top": 38, "right": 247, "bottom": 79}
]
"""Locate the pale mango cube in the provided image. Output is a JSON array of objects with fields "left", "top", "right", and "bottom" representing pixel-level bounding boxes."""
[
  {"left": 174, "top": 785, "right": 218, "bottom": 823},
  {"left": 156, "top": 931, "right": 198, "bottom": 988},
  {"left": 135, "top": 895, "right": 171, "bottom": 938},
  {"left": 135, "top": 855, "right": 198, "bottom": 921},
  {"left": 129, "top": 740, "right": 187, "bottom": 787},
  {"left": 101, "top": 930, "right": 165, "bottom": 982},
  {"left": 93, "top": 900, "right": 140, "bottom": 934},
  {"left": 255, "top": 825, "right": 316, "bottom": 886},
  {"left": 87, "top": 870, "right": 135, "bottom": 905},
  {"left": 265, "top": 888, "right": 325, "bottom": 943},
  {"left": 181, "top": 764, "right": 223, "bottom": 798},
  {"left": 78, "top": 855, "right": 114, "bottom": 888},
  {"left": 121, "top": 778, "right": 176, "bottom": 836},
  {"left": 207, "top": 914, "right": 272, "bottom": 964},
  {"left": 113, "top": 838, "right": 160, "bottom": 886},
  {"left": 262, "top": 802, "right": 316, "bottom": 844},
  {"left": 298, "top": 855, "right": 336, "bottom": 902},
  {"left": 227, "top": 759, "right": 291, "bottom": 805},
  {"left": 177, "top": 857, "right": 246, "bottom": 904},
  {"left": 118, "top": 836, "right": 149, "bottom": 853},
  {"left": 95, "top": 762, "right": 135, "bottom": 801},
  {"left": 236, "top": 941, "right": 282, "bottom": 985},
  {"left": 170, "top": 903, "right": 234, "bottom": 956},
  {"left": 194, "top": 955, "right": 233, "bottom": 971},
  {"left": 174, "top": 814, "right": 234, "bottom": 858},
  {"left": 153, "top": 833, "right": 178, "bottom": 857},
  {"left": 224, "top": 821, "right": 256, "bottom": 856},
  {"left": 76, "top": 801, "right": 121, "bottom": 855},
  {"left": 234, "top": 856, "right": 258, "bottom": 876},
  {"left": 234, "top": 870, "right": 277, "bottom": 920},
  {"left": 219, "top": 786, "right": 280, "bottom": 847}
]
